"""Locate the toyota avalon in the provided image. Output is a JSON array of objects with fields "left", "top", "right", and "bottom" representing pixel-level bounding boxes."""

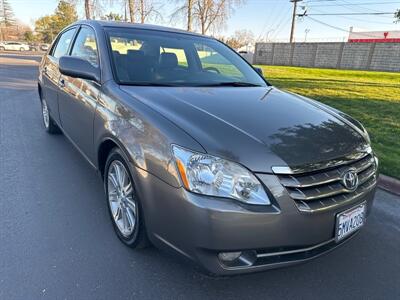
[{"left": 38, "top": 20, "right": 378, "bottom": 275}]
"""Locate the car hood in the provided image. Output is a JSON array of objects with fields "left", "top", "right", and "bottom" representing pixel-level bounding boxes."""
[{"left": 120, "top": 86, "right": 369, "bottom": 173}]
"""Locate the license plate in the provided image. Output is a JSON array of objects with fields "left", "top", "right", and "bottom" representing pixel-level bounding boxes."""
[{"left": 335, "top": 203, "right": 366, "bottom": 242}]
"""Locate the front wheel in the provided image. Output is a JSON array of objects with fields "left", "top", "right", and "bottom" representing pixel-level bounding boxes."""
[
  {"left": 20, "top": 47, "right": 25, "bottom": 52},
  {"left": 105, "top": 148, "right": 149, "bottom": 248},
  {"left": 0, "top": 46, "right": 5, "bottom": 51}
]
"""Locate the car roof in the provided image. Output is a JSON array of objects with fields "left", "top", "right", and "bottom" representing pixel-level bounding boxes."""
[{"left": 71, "top": 20, "right": 210, "bottom": 39}]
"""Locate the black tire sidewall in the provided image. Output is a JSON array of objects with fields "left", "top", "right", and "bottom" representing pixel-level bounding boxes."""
[{"left": 104, "top": 148, "right": 145, "bottom": 247}]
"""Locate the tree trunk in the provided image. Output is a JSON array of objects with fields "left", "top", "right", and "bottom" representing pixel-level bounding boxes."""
[
  {"left": 84, "top": 0, "right": 91, "bottom": 20},
  {"left": 140, "top": 0, "right": 145, "bottom": 23},
  {"left": 128, "top": 0, "right": 135, "bottom": 23},
  {"left": 187, "top": 0, "right": 193, "bottom": 31}
]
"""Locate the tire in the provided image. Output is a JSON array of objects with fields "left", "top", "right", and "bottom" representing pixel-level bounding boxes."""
[
  {"left": 20, "top": 47, "right": 24, "bottom": 52},
  {"left": 41, "top": 98, "right": 61, "bottom": 134},
  {"left": 0, "top": 46, "right": 5, "bottom": 51},
  {"left": 105, "top": 148, "right": 149, "bottom": 249}
]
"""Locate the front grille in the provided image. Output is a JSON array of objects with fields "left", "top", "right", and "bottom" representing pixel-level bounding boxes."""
[{"left": 276, "top": 154, "right": 377, "bottom": 212}]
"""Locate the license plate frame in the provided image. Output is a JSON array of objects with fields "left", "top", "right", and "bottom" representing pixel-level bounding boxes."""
[{"left": 335, "top": 202, "right": 366, "bottom": 242}]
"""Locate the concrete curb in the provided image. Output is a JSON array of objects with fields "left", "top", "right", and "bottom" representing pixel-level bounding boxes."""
[
  {"left": 0, "top": 50, "right": 45, "bottom": 56},
  {"left": 378, "top": 175, "right": 400, "bottom": 196}
]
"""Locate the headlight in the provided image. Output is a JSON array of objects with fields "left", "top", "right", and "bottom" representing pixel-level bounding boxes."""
[{"left": 172, "top": 145, "right": 271, "bottom": 205}]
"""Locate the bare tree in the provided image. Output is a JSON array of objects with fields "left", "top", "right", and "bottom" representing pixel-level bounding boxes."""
[
  {"left": 233, "top": 29, "right": 254, "bottom": 47},
  {"left": 173, "top": 0, "right": 242, "bottom": 33},
  {"left": 69, "top": 0, "right": 111, "bottom": 20},
  {"left": 84, "top": 0, "right": 91, "bottom": 19},
  {"left": 127, "top": 0, "right": 135, "bottom": 22},
  {"left": 186, "top": 0, "right": 193, "bottom": 31},
  {"left": 193, "top": 0, "right": 244, "bottom": 35},
  {"left": 137, "top": 0, "right": 162, "bottom": 24},
  {"left": 171, "top": 0, "right": 192, "bottom": 31}
]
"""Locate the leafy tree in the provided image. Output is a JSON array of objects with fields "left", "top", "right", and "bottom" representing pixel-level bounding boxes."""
[
  {"left": 395, "top": 9, "right": 400, "bottom": 23},
  {"left": 34, "top": 1, "right": 77, "bottom": 43},
  {"left": 35, "top": 15, "right": 57, "bottom": 43},
  {"left": 24, "top": 30, "right": 37, "bottom": 43},
  {"left": 54, "top": 0, "right": 78, "bottom": 29}
]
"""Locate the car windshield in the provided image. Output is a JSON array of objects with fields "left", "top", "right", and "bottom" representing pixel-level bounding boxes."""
[{"left": 105, "top": 27, "right": 267, "bottom": 87}]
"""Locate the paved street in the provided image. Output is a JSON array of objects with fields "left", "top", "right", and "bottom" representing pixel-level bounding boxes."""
[{"left": 0, "top": 54, "right": 399, "bottom": 299}]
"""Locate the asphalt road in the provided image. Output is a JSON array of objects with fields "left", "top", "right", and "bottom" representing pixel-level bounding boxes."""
[{"left": 1, "top": 54, "right": 399, "bottom": 300}]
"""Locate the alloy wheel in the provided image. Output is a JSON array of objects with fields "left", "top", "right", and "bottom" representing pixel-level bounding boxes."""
[
  {"left": 42, "top": 99, "right": 50, "bottom": 129},
  {"left": 107, "top": 160, "right": 138, "bottom": 237}
]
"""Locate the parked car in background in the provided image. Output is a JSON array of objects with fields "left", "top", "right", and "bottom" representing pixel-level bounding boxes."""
[
  {"left": 40, "top": 44, "right": 49, "bottom": 51},
  {"left": 0, "top": 41, "right": 30, "bottom": 51},
  {"left": 38, "top": 20, "right": 378, "bottom": 275},
  {"left": 29, "top": 43, "right": 39, "bottom": 51}
]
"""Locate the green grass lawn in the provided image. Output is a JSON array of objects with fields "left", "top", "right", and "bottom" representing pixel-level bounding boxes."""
[{"left": 257, "top": 65, "right": 400, "bottom": 179}]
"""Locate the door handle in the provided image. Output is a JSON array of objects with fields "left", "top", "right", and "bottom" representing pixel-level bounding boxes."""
[{"left": 59, "top": 78, "right": 65, "bottom": 88}]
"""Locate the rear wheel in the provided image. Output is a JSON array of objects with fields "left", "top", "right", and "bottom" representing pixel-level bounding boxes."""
[
  {"left": 20, "top": 47, "right": 24, "bottom": 52},
  {"left": 105, "top": 148, "right": 149, "bottom": 248},
  {"left": 0, "top": 46, "right": 5, "bottom": 51},
  {"left": 41, "top": 98, "right": 61, "bottom": 134}
]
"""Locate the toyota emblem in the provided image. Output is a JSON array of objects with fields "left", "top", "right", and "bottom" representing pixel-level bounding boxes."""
[{"left": 341, "top": 169, "right": 359, "bottom": 191}]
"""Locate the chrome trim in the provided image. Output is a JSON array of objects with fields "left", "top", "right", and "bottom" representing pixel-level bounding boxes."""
[
  {"left": 275, "top": 153, "right": 377, "bottom": 213},
  {"left": 296, "top": 178, "right": 377, "bottom": 213},
  {"left": 271, "top": 166, "right": 293, "bottom": 174},
  {"left": 278, "top": 156, "right": 374, "bottom": 189},
  {"left": 257, "top": 238, "right": 334, "bottom": 258},
  {"left": 272, "top": 151, "right": 371, "bottom": 176},
  {"left": 288, "top": 168, "right": 376, "bottom": 201}
]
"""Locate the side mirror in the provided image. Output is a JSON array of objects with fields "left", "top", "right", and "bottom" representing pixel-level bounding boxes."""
[
  {"left": 253, "top": 67, "right": 263, "bottom": 76},
  {"left": 59, "top": 56, "right": 100, "bottom": 83}
]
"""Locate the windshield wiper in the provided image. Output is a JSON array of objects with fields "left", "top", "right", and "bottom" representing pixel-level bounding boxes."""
[{"left": 198, "top": 82, "right": 263, "bottom": 87}]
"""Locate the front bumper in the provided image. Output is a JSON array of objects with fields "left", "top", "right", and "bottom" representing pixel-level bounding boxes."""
[{"left": 136, "top": 168, "right": 377, "bottom": 275}]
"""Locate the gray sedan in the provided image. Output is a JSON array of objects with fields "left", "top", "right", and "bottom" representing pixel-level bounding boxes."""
[{"left": 38, "top": 20, "right": 378, "bottom": 275}]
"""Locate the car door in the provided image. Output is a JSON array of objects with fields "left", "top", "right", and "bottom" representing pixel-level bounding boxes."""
[
  {"left": 58, "top": 25, "right": 101, "bottom": 162},
  {"left": 6, "top": 42, "right": 14, "bottom": 50},
  {"left": 41, "top": 27, "right": 76, "bottom": 125}
]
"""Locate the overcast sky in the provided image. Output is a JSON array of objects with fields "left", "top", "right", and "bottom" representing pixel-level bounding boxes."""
[{"left": 9, "top": 0, "right": 400, "bottom": 41}]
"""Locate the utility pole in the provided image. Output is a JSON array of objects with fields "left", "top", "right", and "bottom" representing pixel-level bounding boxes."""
[{"left": 290, "top": 0, "right": 302, "bottom": 43}]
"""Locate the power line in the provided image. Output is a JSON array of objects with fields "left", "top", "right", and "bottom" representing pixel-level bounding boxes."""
[
  {"left": 299, "top": 12, "right": 394, "bottom": 16},
  {"left": 309, "top": 6, "right": 395, "bottom": 25},
  {"left": 305, "top": 15, "right": 391, "bottom": 38},
  {"left": 257, "top": 2, "right": 286, "bottom": 41},
  {"left": 339, "top": 0, "right": 385, "bottom": 13},
  {"left": 306, "top": 1, "right": 400, "bottom": 7},
  {"left": 267, "top": 5, "right": 292, "bottom": 40}
]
